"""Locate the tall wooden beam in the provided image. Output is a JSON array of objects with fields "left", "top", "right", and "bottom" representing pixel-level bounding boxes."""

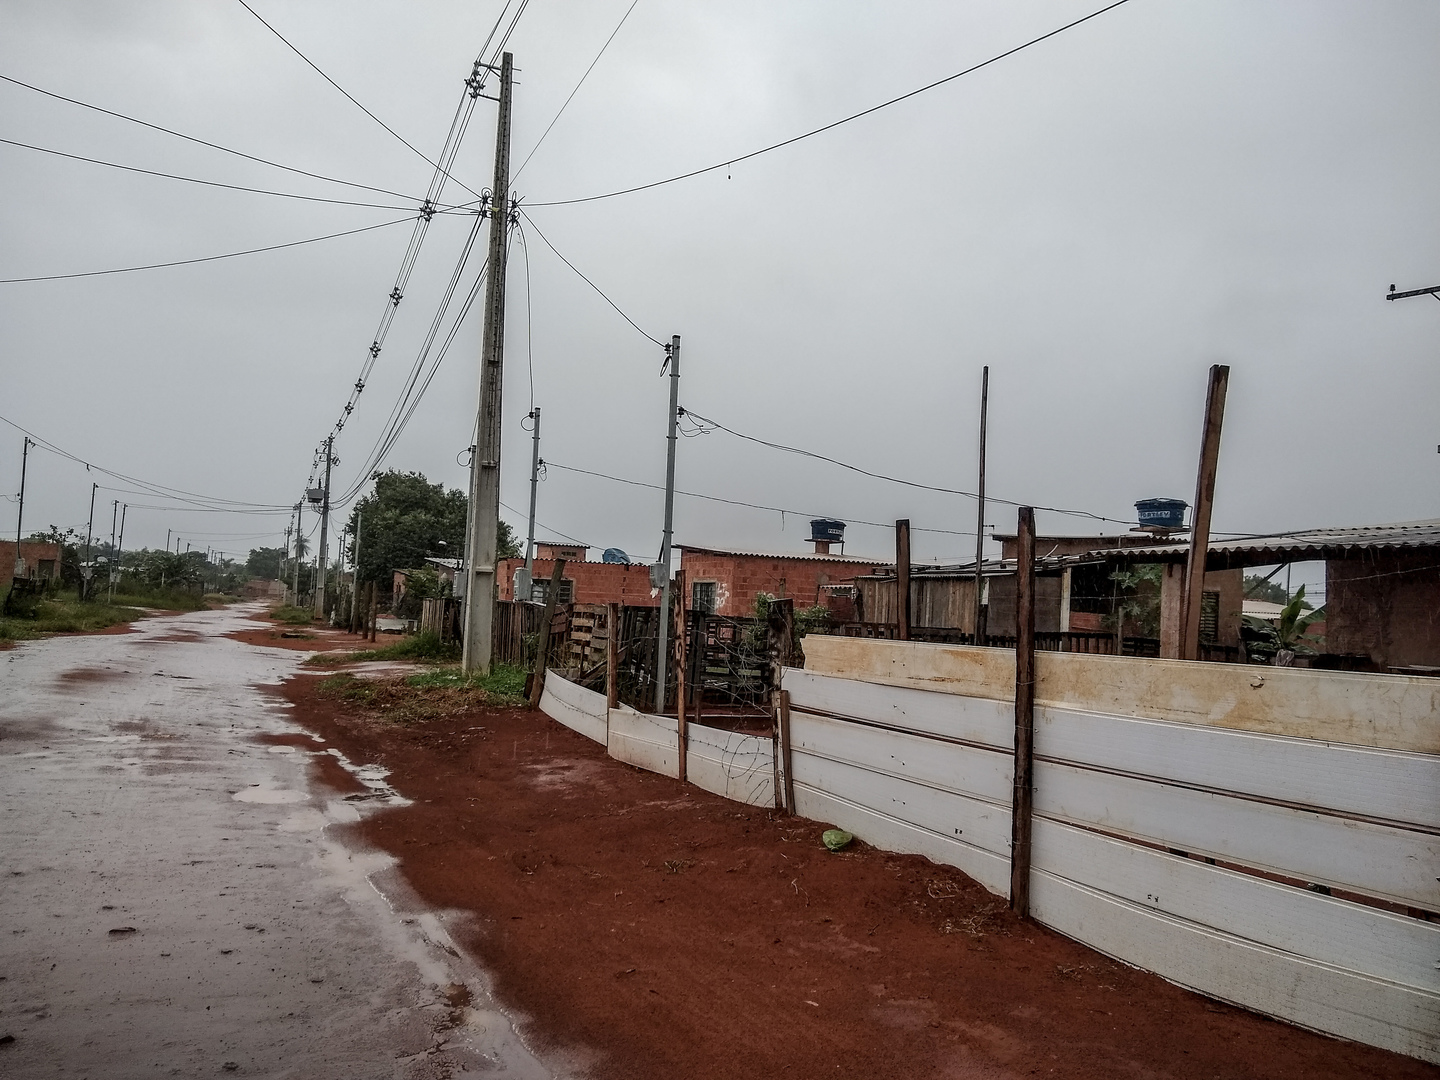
[
  {"left": 1180, "top": 365, "right": 1230, "bottom": 661},
  {"left": 527, "top": 558, "right": 566, "bottom": 709},
  {"left": 1009, "top": 506, "right": 1036, "bottom": 917},
  {"left": 895, "top": 519, "right": 911, "bottom": 641},
  {"left": 674, "top": 568, "right": 688, "bottom": 782}
]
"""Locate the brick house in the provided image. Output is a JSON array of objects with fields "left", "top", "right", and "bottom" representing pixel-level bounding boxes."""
[
  {"left": 497, "top": 554, "right": 658, "bottom": 607},
  {"left": 678, "top": 544, "right": 879, "bottom": 618},
  {"left": 1, "top": 540, "right": 62, "bottom": 592}
]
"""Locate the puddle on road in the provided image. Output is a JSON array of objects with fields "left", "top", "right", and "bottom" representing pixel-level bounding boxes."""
[{"left": 232, "top": 785, "right": 309, "bottom": 804}]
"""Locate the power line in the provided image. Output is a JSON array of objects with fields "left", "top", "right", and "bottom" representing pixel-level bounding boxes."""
[
  {"left": 0, "top": 136, "right": 433, "bottom": 210},
  {"left": 681, "top": 407, "right": 1141, "bottom": 526},
  {"left": 0, "top": 72, "right": 423, "bottom": 201},
  {"left": 499, "top": 498, "right": 590, "bottom": 548},
  {"left": 541, "top": 458, "right": 974, "bottom": 538},
  {"left": 0, "top": 413, "right": 292, "bottom": 512},
  {"left": 517, "top": 209, "right": 664, "bottom": 347},
  {"left": 0, "top": 214, "right": 417, "bottom": 284},
  {"left": 233, "top": 0, "right": 484, "bottom": 201},
  {"left": 511, "top": 0, "right": 641, "bottom": 182},
  {"left": 527, "top": 0, "right": 1133, "bottom": 208}
]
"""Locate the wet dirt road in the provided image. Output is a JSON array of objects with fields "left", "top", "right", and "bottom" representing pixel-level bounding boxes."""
[{"left": 0, "top": 605, "right": 553, "bottom": 1079}]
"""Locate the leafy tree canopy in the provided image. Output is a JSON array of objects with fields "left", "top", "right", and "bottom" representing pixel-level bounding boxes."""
[
  {"left": 1243, "top": 572, "right": 1311, "bottom": 609},
  {"left": 246, "top": 546, "right": 286, "bottom": 580},
  {"left": 346, "top": 470, "right": 519, "bottom": 586}
]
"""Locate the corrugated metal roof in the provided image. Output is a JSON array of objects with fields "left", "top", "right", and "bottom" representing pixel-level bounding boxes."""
[{"left": 1111, "top": 519, "right": 1440, "bottom": 562}]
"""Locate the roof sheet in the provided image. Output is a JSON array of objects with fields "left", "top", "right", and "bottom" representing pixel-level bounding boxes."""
[
  {"left": 678, "top": 543, "right": 879, "bottom": 564},
  {"left": 1112, "top": 519, "right": 1440, "bottom": 561}
]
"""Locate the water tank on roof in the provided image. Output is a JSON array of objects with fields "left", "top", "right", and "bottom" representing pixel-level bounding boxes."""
[
  {"left": 601, "top": 547, "right": 631, "bottom": 565},
  {"left": 1135, "top": 498, "right": 1188, "bottom": 530},
  {"left": 810, "top": 519, "right": 846, "bottom": 544}
]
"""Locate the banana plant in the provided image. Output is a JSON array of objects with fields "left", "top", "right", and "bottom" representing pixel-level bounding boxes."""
[{"left": 1242, "top": 584, "right": 1325, "bottom": 666}]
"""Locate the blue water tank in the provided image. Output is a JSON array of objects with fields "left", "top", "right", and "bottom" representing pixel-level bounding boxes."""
[
  {"left": 601, "top": 547, "right": 631, "bottom": 565},
  {"left": 810, "top": 519, "right": 846, "bottom": 544},
  {"left": 1135, "top": 499, "right": 1188, "bottom": 530}
]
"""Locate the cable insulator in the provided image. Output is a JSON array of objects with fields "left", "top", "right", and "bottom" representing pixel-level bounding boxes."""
[
  {"left": 354, "top": 380, "right": 365, "bottom": 392},
  {"left": 389, "top": 288, "right": 403, "bottom": 306},
  {"left": 420, "top": 200, "right": 436, "bottom": 222},
  {"left": 369, "top": 342, "right": 381, "bottom": 358}
]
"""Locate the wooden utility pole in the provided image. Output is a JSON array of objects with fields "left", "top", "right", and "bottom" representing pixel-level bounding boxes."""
[
  {"left": 605, "top": 602, "right": 620, "bottom": 710},
  {"left": 1179, "top": 365, "right": 1229, "bottom": 661},
  {"left": 895, "top": 519, "right": 911, "bottom": 641},
  {"left": 292, "top": 503, "right": 302, "bottom": 603},
  {"left": 973, "top": 366, "right": 989, "bottom": 644},
  {"left": 674, "top": 567, "right": 688, "bottom": 781},
  {"left": 107, "top": 500, "right": 118, "bottom": 602},
  {"left": 12, "top": 437, "right": 31, "bottom": 575},
  {"left": 1009, "top": 506, "right": 1037, "bottom": 917},
  {"left": 528, "top": 558, "right": 566, "bottom": 708},
  {"left": 653, "top": 335, "right": 681, "bottom": 713},
  {"left": 314, "top": 435, "right": 333, "bottom": 618},
  {"left": 461, "top": 51, "right": 514, "bottom": 675}
]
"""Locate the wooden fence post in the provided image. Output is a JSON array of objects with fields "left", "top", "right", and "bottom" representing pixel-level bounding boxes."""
[
  {"left": 1180, "top": 363, "right": 1229, "bottom": 661},
  {"left": 527, "top": 559, "right": 567, "bottom": 709},
  {"left": 767, "top": 597, "right": 796, "bottom": 811},
  {"left": 606, "top": 603, "right": 620, "bottom": 710},
  {"left": 778, "top": 688, "right": 795, "bottom": 813},
  {"left": 1010, "top": 506, "right": 1036, "bottom": 917},
  {"left": 367, "top": 583, "right": 378, "bottom": 642},
  {"left": 896, "top": 519, "right": 911, "bottom": 641},
  {"left": 674, "top": 569, "right": 688, "bottom": 781}
]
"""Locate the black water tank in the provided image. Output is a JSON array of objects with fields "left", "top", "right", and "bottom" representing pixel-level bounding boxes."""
[
  {"left": 810, "top": 519, "right": 846, "bottom": 543},
  {"left": 1135, "top": 499, "right": 1187, "bottom": 529}
]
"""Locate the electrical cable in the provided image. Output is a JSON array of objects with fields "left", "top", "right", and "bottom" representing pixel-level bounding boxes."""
[
  {"left": 517, "top": 209, "right": 664, "bottom": 347},
  {"left": 499, "top": 498, "right": 591, "bottom": 548},
  {"left": 527, "top": 0, "right": 1132, "bottom": 208},
  {"left": 680, "top": 407, "right": 1142, "bottom": 526},
  {"left": 541, "top": 459, "right": 975, "bottom": 538},
  {"left": 0, "top": 215, "right": 416, "bottom": 284},
  {"left": 511, "top": 0, "right": 640, "bottom": 182},
  {"left": 0, "top": 136, "right": 436, "bottom": 210},
  {"left": 233, "top": 0, "right": 484, "bottom": 201},
  {"left": 516, "top": 219, "right": 536, "bottom": 412},
  {"left": 0, "top": 73, "right": 423, "bottom": 200}
]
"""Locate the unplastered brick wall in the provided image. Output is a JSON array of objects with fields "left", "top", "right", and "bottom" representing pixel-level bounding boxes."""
[
  {"left": 680, "top": 548, "right": 878, "bottom": 618},
  {"left": 497, "top": 558, "right": 658, "bottom": 607}
]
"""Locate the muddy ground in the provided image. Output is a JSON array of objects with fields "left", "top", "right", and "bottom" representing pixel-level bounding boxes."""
[{"left": 280, "top": 671, "right": 1437, "bottom": 1080}]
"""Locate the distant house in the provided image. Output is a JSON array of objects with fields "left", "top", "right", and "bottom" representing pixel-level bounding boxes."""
[
  {"left": 678, "top": 543, "right": 879, "bottom": 618},
  {"left": 1, "top": 540, "right": 61, "bottom": 592},
  {"left": 1111, "top": 519, "right": 1440, "bottom": 672},
  {"left": 497, "top": 547, "right": 658, "bottom": 607}
]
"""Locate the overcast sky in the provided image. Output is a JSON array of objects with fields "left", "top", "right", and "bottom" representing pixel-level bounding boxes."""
[{"left": 3, "top": 0, "right": 1437, "bottom": 598}]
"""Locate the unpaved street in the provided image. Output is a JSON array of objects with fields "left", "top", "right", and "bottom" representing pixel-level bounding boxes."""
[{"left": 0, "top": 605, "right": 552, "bottom": 1079}]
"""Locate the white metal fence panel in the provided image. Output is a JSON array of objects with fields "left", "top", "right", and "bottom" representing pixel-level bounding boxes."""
[
  {"left": 685, "top": 723, "right": 774, "bottom": 807},
  {"left": 606, "top": 704, "right": 679, "bottom": 779},
  {"left": 537, "top": 671, "right": 608, "bottom": 745}
]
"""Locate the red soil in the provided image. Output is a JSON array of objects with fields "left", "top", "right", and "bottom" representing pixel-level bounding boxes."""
[{"left": 278, "top": 676, "right": 1437, "bottom": 1080}]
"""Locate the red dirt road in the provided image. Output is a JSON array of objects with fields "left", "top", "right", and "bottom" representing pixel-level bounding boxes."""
[{"left": 279, "top": 675, "right": 1437, "bottom": 1080}]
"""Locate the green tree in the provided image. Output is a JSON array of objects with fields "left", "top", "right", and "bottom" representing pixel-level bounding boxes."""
[
  {"left": 346, "top": 470, "right": 518, "bottom": 586},
  {"left": 246, "top": 546, "right": 286, "bottom": 579}
]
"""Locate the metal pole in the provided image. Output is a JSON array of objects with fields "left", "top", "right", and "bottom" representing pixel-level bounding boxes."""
[
  {"left": 461, "top": 51, "right": 514, "bottom": 675},
  {"left": 520, "top": 406, "right": 541, "bottom": 601},
  {"left": 654, "top": 335, "right": 681, "bottom": 713},
  {"left": 1180, "top": 364, "right": 1230, "bottom": 661},
  {"left": 973, "top": 366, "right": 989, "bottom": 644},
  {"left": 314, "top": 435, "right": 333, "bottom": 618}
]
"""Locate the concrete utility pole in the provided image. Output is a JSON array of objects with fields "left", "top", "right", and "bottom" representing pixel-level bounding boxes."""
[
  {"left": 115, "top": 504, "right": 126, "bottom": 591},
  {"left": 518, "top": 407, "right": 541, "bottom": 603},
  {"left": 1179, "top": 364, "right": 1229, "bottom": 661},
  {"left": 81, "top": 481, "right": 97, "bottom": 601},
  {"left": 292, "top": 503, "right": 302, "bottom": 604},
  {"left": 108, "top": 500, "right": 118, "bottom": 602},
  {"left": 973, "top": 366, "right": 989, "bottom": 644},
  {"left": 653, "top": 335, "right": 681, "bottom": 713},
  {"left": 12, "top": 437, "right": 31, "bottom": 581},
  {"left": 314, "top": 435, "right": 334, "bottom": 618},
  {"left": 461, "top": 51, "right": 514, "bottom": 676}
]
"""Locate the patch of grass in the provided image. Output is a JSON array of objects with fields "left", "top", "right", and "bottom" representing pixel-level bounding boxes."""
[
  {"left": 405, "top": 662, "right": 527, "bottom": 699},
  {"left": 269, "top": 604, "right": 317, "bottom": 626},
  {"left": 0, "top": 596, "right": 145, "bottom": 642},
  {"left": 304, "top": 631, "right": 461, "bottom": 667},
  {"left": 315, "top": 665, "right": 523, "bottom": 723},
  {"left": 108, "top": 586, "right": 208, "bottom": 611}
]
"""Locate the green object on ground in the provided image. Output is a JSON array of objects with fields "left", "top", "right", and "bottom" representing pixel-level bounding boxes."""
[{"left": 822, "top": 829, "right": 854, "bottom": 852}]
